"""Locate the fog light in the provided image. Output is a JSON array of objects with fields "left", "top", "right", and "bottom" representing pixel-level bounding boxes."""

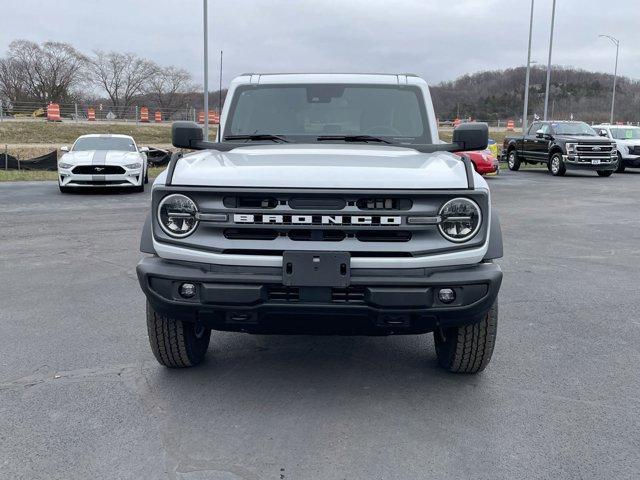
[
  {"left": 179, "top": 283, "right": 197, "bottom": 298},
  {"left": 438, "top": 288, "right": 456, "bottom": 304}
]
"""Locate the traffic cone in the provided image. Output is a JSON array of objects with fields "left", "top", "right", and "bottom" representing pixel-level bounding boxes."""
[
  {"left": 87, "top": 108, "right": 96, "bottom": 121},
  {"left": 154, "top": 111, "right": 162, "bottom": 123}
]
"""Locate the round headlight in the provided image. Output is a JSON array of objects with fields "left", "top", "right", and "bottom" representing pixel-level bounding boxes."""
[
  {"left": 158, "top": 194, "right": 199, "bottom": 238},
  {"left": 438, "top": 198, "right": 482, "bottom": 243}
]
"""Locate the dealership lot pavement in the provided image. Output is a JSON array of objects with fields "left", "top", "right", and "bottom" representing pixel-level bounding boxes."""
[{"left": 1, "top": 170, "right": 639, "bottom": 480}]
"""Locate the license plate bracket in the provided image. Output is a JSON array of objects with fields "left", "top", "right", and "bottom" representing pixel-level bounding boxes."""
[
  {"left": 283, "top": 251, "right": 351, "bottom": 287},
  {"left": 591, "top": 159, "right": 601, "bottom": 165}
]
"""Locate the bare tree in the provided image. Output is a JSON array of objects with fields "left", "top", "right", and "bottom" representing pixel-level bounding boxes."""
[
  {"left": 146, "top": 66, "right": 193, "bottom": 113},
  {"left": 89, "top": 51, "right": 156, "bottom": 113},
  {"left": 0, "top": 40, "right": 87, "bottom": 104}
]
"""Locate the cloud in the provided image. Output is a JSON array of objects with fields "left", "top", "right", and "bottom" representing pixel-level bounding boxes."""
[{"left": 1, "top": 0, "right": 638, "bottom": 86}]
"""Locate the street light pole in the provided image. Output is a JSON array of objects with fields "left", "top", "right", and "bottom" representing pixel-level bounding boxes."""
[
  {"left": 203, "top": 0, "right": 209, "bottom": 141},
  {"left": 522, "top": 0, "right": 535, "bottom": 133},
  {"left": 599, "top": 35, "right": 620, "bottom": 124},
  {"left": 543, "top": 0, "right": 556, "bottom": 121}
]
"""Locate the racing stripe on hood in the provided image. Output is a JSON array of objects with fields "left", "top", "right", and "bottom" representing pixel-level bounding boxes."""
[{"left": 92, "top": 150, "right": 107, "bottom": 166}]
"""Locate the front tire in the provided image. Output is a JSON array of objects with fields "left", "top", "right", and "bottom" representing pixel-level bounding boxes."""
[
  {"left": 549, "top": 153, "right": 566, "bottom": 176},
  {"left": 146, "top": 302, "right": 211, "bottom": 368},
  {"left": 507, "top": 150, "right": 520, "bottom": 171},
  {"left": 616, "top": 153, "right": 625, "bottom": 173},
  {"left": 434, "top": 301, "right": 498, "bottom": 374},
  {"left": 597, "top": 170, "right": 613, "bottom": 177}
]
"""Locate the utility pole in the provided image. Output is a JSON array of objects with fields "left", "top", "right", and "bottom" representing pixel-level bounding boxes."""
[
  {"left": 543, "top": 0, "right": 556, "bottom": 121},
  {"left": 522, "top": 0, "right": 535, "bottom": 133},
  {"left": 219, "top": 50, "right": 223, "bottom": 113},
  {"left": 599, "top": 35, "right": 620, "bottom": 124},
  {"left": 203, "top": 0, "right": 209, "bottom": 141}
]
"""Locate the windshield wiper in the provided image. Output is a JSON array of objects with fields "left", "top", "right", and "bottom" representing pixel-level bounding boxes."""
[
  {"left": 316, "top": 135, "right": 394, "bottom": 145},
  {"left": 224, "top": 134, "right": 289, "bottom": 143}
]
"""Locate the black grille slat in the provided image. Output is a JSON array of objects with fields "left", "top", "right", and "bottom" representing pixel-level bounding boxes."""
[
  {"left": 72, "top": 165, "right": 126, "bottom": 174},
  {"left": 332, "top": 287, "right": 366, "bottom": 303}
]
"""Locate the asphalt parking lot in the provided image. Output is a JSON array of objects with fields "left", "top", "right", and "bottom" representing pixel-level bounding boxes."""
[{"left": 1, "top": 169, "right": 640, "bottom": 480}]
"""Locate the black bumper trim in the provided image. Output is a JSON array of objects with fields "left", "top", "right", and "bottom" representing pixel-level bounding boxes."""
[{"left": 137, "top": 256, "right": 502, "bottom": 334}]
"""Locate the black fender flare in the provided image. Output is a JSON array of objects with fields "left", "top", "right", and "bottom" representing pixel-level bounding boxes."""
[
  {"left": 483, "top": 210, "right": 503, "bottom": 260},
  {"left": 140, "top": 212, "right": 156, "bottom": 254}
]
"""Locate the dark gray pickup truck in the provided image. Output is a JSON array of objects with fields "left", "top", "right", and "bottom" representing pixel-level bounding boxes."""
[{"left": 502, "top": 121, "right": 617, "bottom": 177}]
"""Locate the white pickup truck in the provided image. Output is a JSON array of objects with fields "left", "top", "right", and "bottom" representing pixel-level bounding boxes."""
[{"left": 137, "top": 73, "right": 503, "bottom": 373}]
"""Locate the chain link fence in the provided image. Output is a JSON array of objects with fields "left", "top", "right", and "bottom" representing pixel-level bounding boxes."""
[{"left": 0, "top": 101, "right": 200, "bottom": 124}]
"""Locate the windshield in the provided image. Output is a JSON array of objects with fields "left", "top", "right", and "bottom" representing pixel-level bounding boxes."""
[
  {"left": 224, "top": 84, "right": 431, "bottom": 144},
  {"left": 610, "top": 128, "right": 640, "bottom": 140},
  {"left": 72, "top": 137, "right": 137, "bottom": 152},
  {"left": 552, "top": 122, "right": 596, "bottom": 136}
]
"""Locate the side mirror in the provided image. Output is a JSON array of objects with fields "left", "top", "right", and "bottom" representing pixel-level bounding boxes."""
[
  {"left": 172, "top": 121, "right": 203, "bottom": 149},
  {"left": 536, "top": 129, "right": 545, "bottom": 138},
  {"left": 452, "top": 122, "right": 488, "bottom": 151},
  {"left": 598, "top": 129, "right": 608, "bottom": 137},
  {"left": 60, "top": 146, "right": 69, "bottom": 152},
  {"left": 139, "top": 146, "right": 149, "bottom": 153}
]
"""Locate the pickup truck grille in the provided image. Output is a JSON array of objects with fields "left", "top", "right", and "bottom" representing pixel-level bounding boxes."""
[
  {"left": 575, "top": 144, "right": 615, "bottom": 156},
  {"left": 153, "top": 188, "right": 489, "bottom": 258}
]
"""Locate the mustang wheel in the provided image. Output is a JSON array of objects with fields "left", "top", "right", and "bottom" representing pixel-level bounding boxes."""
[
  {"left": 146, "top": 301, "right": 211, "bottom": 368},
  {"left": 434, "top": 301, "right": 497, "bottom": 374},
  {"left": 507, "top": 150, "right": 520, "bottom": 171},
  {"left": 549, "top": 153, "right": 566, "bottom": 176}
]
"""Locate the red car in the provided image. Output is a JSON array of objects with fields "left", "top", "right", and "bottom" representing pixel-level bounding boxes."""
[{"left": 456, "top": 149, "right": 499, "bottom": 176}]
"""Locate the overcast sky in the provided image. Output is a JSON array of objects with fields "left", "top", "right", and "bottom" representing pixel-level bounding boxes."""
[{"left": 2, "top": 0, "right": 638, "bottom": 87}]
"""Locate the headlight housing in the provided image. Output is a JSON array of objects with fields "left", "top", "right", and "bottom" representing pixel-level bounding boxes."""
[
  {"left": 566, "top": 143, "right": 577, "bottom": 155},
  {"left": 438, "top": 198, "right": 482, "bottom": 243},
  {"left": 58, "top": 162, "right": 73, "bottom": 169},
  {"left": 125, "top": 162, "right": 142, "bottom": 169},
  {"left": 157, "top": 194, "right": 199, "bottom": 238}
]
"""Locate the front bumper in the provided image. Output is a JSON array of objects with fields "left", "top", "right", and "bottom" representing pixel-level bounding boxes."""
[
  {"left": 58, "top": 167, "right": 143, "bottom": 187},
  {"left": 137, "top": 256, "right": 502, "bottom": 335},
  {"left": 621, "top": 154, "right": 640, "bottom": 167},
  {"left": 563, "top": 155, "right": 617, "bottom": 171}
]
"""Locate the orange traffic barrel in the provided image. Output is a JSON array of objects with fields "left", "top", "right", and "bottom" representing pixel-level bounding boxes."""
[
  {"left": 197, "top": 111, "right": 205, "bottom": 124},
  {"left": 140, "top": 107, "right": 149, "bottom": 123},
  {"left": 87, "top": 108, "right": 96, "bottom": 121},
  {"left": 506, "top": 119, "right": 515, "bottom": 131},
  {"left": 47, "top": 103, "right": 62, "bottom": 122},
  {"left": 154, "top": 111, "right": 162, "bottom": 123},
  {"left": 209, "top": 110, "right": 220, "bottom": 124}
]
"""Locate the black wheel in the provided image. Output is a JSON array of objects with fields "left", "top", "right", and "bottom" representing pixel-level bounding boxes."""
[
  {"left": 597, "top": 170, "right": 613, "bottom": 177},
  {"left": 616, "top": 153, "right": 625, "bottom": 173},
  {"left": 434, "top": 301, "right": 498, "bottom": 374},
  {"left": 549, "top": 153, "right": 566, "bottom": 176},
  {"left": 146, "top": 301, "right": 211, "bottom": 368},
  {"left": 144, "top": 167, "right": 149, "bottom": 184},
  {"left": 507, "top": 150, "right": 520, "bottom": 171}
]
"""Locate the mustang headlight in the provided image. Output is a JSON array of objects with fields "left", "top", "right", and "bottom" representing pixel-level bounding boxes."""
[
  {"left": 438, "top": 198, "right": 482, "bottom": 243},
  {"left": 125, "top": 162, "right": 142, "bottom": 169},
  {"left": 58, "top": 162, "right": 73, "bottom": 169},
  {"left": 158, "top": 194, "right": 199, "bottom": 238}
]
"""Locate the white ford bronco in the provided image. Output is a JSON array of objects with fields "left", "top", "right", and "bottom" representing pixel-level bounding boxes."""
[{"left": 137, "top": 73, "right": 503, "bottom": 373}]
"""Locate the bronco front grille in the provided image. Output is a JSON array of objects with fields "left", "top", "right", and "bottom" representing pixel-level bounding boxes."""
[{"left": 154, "top": 188, "right": 489, "bottom": 257}]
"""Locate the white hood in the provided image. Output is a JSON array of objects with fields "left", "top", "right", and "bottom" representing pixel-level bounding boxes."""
[
  {"left": 168, "top": 144, "right": 473, "bottom": 190},
  {"left": 60, "top": 150, "right": 142, "bottom": 165}
]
